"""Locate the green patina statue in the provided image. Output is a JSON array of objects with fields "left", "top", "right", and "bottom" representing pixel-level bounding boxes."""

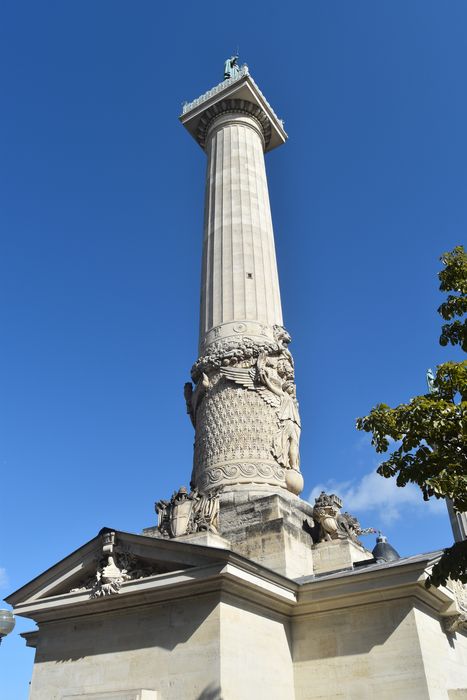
[
  {"left": 426, "top": 367, "right": 438, "bottom": 394},
  {"left": 224, "top": 55, "right": 241, "bottom": 80}
]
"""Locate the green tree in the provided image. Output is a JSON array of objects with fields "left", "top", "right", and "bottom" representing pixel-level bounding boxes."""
[{"left": 356, "top": 246, "right": 467, "bottom": 587}]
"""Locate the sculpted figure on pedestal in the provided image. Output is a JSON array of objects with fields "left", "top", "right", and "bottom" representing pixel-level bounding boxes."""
[
  {"left": 269, "top": 380, "right": 301, "bottom": 472},
  {"left": 312, "top": 492, "right": 344, "bottom": 542},
  {"left": 312, "top": 492, "right": 375, "bottom": 544},
  {"left": 426, "top": 367, "right": 438, "bottom": 394},
  {"left": 220, "top": 352, "right": 282, "bottom": 408},
  {"left": 220, "top": 349, "right": 302, "bottom": 472},
  {"left": 184, "top": 373, "right": 210, "bottom": 428},
  {"left": 156, "top": 486, "right": 219, "bottom": 538},
  {"left": 224, "top": 55, "right": 240, "bottom": 80}
]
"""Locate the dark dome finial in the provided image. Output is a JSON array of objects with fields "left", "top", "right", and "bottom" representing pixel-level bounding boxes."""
[{"left": 372, "top": 533, "right": 401, "bottom": 563}]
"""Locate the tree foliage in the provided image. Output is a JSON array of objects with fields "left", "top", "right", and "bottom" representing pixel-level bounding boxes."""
[
  {"left": 356, "top": 246, "right": 467, "bottom": 587},
  {"left": 439, "top": 246, "right": 467, "bottom": 352}
]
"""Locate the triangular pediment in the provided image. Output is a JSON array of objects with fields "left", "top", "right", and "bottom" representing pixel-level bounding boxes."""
[{"left": 6, "top": 528, "right": 231, "bottom": 615}]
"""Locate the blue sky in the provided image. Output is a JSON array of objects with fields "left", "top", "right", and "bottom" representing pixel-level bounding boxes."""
[{"left": 1, "top": 1, "right": 466, "bottom": 696}]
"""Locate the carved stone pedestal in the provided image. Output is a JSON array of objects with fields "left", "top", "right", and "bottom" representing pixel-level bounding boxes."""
[
  {"left": 312, "top": 538, "right": 374, "bottom": 576},
  {"left": 217, "top": 489, "right": 315, "bottom": 579},
  {"left": 167, "top": 531, "right": 231, "bottom": 550}
]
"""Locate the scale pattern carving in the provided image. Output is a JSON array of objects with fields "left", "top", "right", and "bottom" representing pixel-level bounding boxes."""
[
  {"left": 193, "top": 374, "right": 279, "bottom": 471},
  {"left": 186, "top": 326, "right": 302, "bottom": 493}
]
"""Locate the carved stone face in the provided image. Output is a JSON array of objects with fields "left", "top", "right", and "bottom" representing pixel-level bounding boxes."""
[{"left": 273, "top": 325, "right": 292, "bottom": 347}]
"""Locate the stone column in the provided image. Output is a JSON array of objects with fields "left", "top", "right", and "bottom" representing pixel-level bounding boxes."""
[
  {"left": 199, "top": 112, "right": 283, "bottom": 353},
  {"left": 181, "top": 72, "right": 304, "bottom": 497}
]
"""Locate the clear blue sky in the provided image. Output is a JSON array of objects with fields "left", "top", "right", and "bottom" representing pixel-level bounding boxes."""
[{"left": 1, "top": 1, "right": 466, "bottom": 696}]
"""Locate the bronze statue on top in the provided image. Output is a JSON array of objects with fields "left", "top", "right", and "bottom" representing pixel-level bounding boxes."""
[{"left": 224, "top": 55, "right": 241, "bottom": 80}]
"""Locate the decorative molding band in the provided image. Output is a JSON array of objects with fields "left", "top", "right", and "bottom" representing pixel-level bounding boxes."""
[
  {"left": 180, "top": 68, "right": 285, "bottom": 138},
  {"left": 191, "top": 326, "right": 290, "bottom": 381},
  {"left": 195, "top": 98, "right": 272, "bottom": 151},
  {"left": 181, "top": 66, "right": 250, "bottom": 114},
  {"left": 196, "top": 462, "right": 287, "bottom": 492}
]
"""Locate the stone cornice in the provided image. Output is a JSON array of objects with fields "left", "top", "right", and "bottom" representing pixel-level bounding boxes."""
[
  {"left": 180, "top": 72, "right": 287, "bottom": 153},
  {"left": 198, "top": 100, "right": 270, "bottom": 150},
  {"left": 294, "top": 555, "right": 457, "bottom": 618},
  {"left": 181, "top": 65, "right": 251, "bottom": 114},
  {"left": 6, "top": 528, "right": 297, "bottom": 623},
  {"left": 12, "top": 560, "right": 297, "bottom": 624},
  {"left": 7, "top": 528, "right": 460, "bottom": 629}
]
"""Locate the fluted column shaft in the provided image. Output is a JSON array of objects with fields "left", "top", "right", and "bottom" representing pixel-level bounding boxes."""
[
  {"left": 199, "top": 112, "right": 283, "bottom": 353},
  {"left": 186, "top": 103, "right": 303, "bottom": 497}
]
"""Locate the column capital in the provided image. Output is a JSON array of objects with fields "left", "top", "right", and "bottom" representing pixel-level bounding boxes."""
[{"left": 180, "top": 72, "right": 287, "bottom": 153}]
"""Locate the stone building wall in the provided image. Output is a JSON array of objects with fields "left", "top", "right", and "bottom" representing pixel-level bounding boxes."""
[
  {"left": 28, "top": 596, "right": 221, "bottom": 700},
  {"left": 293, "top": 600, "right": 431, "bottom": 700},
  {"left": 414, "top": 605, "right": 467, "bottom": 699}
]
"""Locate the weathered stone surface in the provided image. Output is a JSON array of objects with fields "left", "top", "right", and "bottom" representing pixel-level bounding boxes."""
[
  {"left": 173, "top": 531, "right": 231, "bottom": 550},
  {"left": 155, "top": 487, "right": 220, "bottom": 539},
  {"left": 311, "top": 538, "right": 374, "bottom": 576},
  {"left": 191, "top": 370, "right": 287, "bottom": 491},
  {"left": 293, "top": 600, "right": 432, "bottom": 699},
  {"left": 218, "top": 490, "right": 314, "bottom": 579},
  {"left": 29, "top": 595, "right": 222, "bottom": 700}
]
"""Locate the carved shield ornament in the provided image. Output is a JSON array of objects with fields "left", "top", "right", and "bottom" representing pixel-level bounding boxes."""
[{"left": 170, "top": 497, "right": 193, "bottom": 537}]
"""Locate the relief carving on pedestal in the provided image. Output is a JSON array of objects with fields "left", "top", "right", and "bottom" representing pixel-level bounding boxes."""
[
  {"left": 190, "top": 325, "right": 290, "bottom": 380},
  {"left": 155, "top": 486, "right": 219, "bottom": 538},
  {"left": 220, "top": 352, "right": 301, "bottom": 472}
]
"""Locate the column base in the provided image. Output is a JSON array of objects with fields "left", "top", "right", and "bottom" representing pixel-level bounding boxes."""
[{"left": 218, "top": 490, "right": 315, "bottom": 579}]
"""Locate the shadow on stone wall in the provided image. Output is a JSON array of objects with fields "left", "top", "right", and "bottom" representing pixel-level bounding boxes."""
[
  {"left": 293, "top": 600, "right": 413, "bottom": 661},
  {"left": 196, "top": 684, "right": 223, "bottom": 700},
  {"left": 36, "top": 595, "right": 220, "bottom": 663}
]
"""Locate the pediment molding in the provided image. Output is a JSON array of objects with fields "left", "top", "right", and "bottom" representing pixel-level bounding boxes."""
[
  {"left": 6, "top": 528, "right": 298, "bottom": 623},
  {"left": 6, "top": 529, "right": 227, "bottom": 608}
]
